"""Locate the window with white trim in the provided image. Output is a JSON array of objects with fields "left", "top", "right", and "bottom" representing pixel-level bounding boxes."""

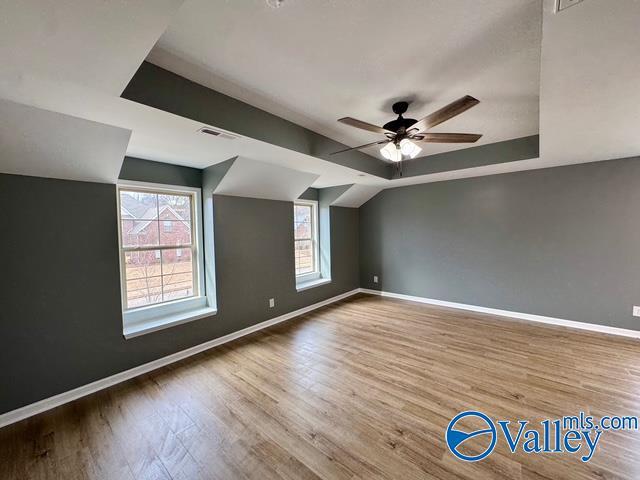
[
  {"left": 118, "top": 185, "right": 199, "bottom": 310},
  {"left": 294, "top": 200, "right": 320, "bottom": 281}
]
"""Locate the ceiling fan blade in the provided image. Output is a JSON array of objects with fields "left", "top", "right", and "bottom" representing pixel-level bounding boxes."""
[
  {"left": 338, "top": 117, "right": 393, "bottom": 134},
  {"left": 330, "top": 140, "right": 389, "bottom": 155},
  {"left": 409, "top": 96, "right": 480, "bottom": 133},
  {"left": 415, "top": 133, "right": 482, "bottom": 143}
]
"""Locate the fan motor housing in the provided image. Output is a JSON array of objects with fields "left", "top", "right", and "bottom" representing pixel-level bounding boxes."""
[
  {"left": 383, "top": 117, "right": 418, "bottom": 133},
  {"left": 385, "top": 101, "right": 418, "bottom": 133}
]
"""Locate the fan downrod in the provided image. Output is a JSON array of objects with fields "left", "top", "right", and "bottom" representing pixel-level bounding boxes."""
[{"left": 391, "top": 101, "right": 409, "bottom": 116}]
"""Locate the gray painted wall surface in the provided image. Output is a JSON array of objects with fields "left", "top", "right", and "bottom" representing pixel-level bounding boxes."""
[
  {"left": 119, "top": 156, "right": 202, "bottom": 188},
  {"left": 360, "top": 157, "right": 640, "bottom": 330},
  {"left": 122, "top": 62, "right": 389, "bottom": 179},
  {"left": 394, "top": 135, "right": 540, "bottom": 179},
  {"left": 0, "top": 169, "right": 358, "bottom": 414},
  {"left": 298, "top": 187, "right": 318, "bottom": 201}
]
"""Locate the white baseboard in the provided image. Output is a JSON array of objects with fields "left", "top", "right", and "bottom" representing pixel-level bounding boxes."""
[
  {"left": 0, "top": 288, "right": 359, "bottom": 429},
  {"left": 360, "top": 288, "right": 640, "bottom": 339}
]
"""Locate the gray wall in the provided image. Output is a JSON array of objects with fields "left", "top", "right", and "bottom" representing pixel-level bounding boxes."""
[
  {"left": 0, "top": 165, "right": 358, "bottom": 414},
  {"left": 360, "top": 157, "right": 640, "bottom": 331},
  {"left": 119, "top": 156, "right": 202, "bottom": 188}
]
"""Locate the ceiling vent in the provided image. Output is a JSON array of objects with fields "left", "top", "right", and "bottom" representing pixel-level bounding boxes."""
[
  {"left": 556, "top": 0, "right": 584, "bottom": 12},
  {"left": 197, "top": 127, "right": 238, "bottom": 140}
]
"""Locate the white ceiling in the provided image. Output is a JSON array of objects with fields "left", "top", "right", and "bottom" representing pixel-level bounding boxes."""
[
  {"left": 539, "top": 0, "right": 640, "bottom": 164},
  {"left": 213, "top": 157, "right": 319, "bottom": 201},
  {"left": 1, "top": 0, "right": 638, "bottom": 203},
  {"left": 150, "top": 0, "right": 542, "bottom": 160},
  {"left": 0, "top": 0, "right": 184, "bottom": 95},
  {"left": 0, "top": 98, "right": 131, "bottom": 183}
]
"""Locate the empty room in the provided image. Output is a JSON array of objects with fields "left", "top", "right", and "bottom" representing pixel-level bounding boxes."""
[{"left": 1, "top": 0, "right": 640, "bottom": 479}]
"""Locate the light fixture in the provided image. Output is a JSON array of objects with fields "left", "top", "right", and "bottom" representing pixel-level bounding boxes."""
[
  {"left": 380, "top": 142, "right": 403, "bottom": 162},
  {"left": 400, "top": 139, "right": 422, "bottom": 159}
]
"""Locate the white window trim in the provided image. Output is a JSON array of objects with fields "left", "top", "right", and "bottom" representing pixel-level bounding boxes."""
[
  {"left": 117, "top": 180, "right": 215, "bottom": 339},
  {"left": 294, "top": 199, "right": 327, "bottom": 291}
]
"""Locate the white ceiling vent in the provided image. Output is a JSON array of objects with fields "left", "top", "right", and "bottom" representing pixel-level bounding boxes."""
[
  {"left": 198, "top": 126, "right": 238, "bottom": 140},
  {"left": 556, "top": 0, "right": 584, "bottom": 12}
]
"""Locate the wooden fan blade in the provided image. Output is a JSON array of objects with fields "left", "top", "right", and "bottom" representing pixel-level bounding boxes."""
[
  {"left": 338, "top": 117, "right": 393, "bottom": 134},
  {"left": 416, "top": 133, "right": 482, "bottom": 143},
  {"left": 330, "top": 140, "right": 389, "bottom": 155},
  {"left": 409, "top": 96, "right": 480, "bottom": 133}
]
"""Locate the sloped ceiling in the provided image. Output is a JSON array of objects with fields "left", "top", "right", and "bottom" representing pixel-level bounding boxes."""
[
  {"left": 331, "top": 185, "right": 384, "bottom": 208},
  {"left": 212, "top": 157, "right": 320, "bottom": 202},
  {"left": 0, "top": 0, "right": 184, "bottom": 95},
  {"left": 0, "top": 98, "right": 131, "bottom": 183},
  {"left": 1, "top": 0, "right": 638, "bottom": 196}
]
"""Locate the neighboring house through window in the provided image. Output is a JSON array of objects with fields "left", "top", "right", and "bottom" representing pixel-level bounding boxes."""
[{"left": 119, "top": 187, "right": 197, "bottom": 309}]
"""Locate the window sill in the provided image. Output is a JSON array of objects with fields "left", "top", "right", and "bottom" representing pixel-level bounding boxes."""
[
  {"left": 123, "top": 305, "right": 217, "bottom": 339},
  {"left": 296, "top": 277, "right": 332, "bottom": 292}
]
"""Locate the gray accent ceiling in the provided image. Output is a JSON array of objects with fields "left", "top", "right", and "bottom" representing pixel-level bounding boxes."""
[
  {"left": 122, "top": 62, "right": 390, "bottom": 179},
  {"left": 360, "top": 156, "right": 640, "bottom": 331},
  {"left": 394, "top": 135, "right": 539, "bottom": 179}
]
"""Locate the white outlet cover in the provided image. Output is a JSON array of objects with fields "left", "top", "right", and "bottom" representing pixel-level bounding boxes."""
[
  {"left": 557, "top": 0, "right": 584, "bottom": 12},
  {"left": 373, "top": 275, "right": 379, "bottom": 284},
  {"left": 269, "top": 298, "right": 275, "bottom": 308},
  {"left": 633, "top": 306, "right": 640, "bottom": 317}
]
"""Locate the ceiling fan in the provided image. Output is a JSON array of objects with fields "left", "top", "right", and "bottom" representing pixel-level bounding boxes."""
[{"left": 332, "top": 96, "right": 482, "bottom": 162}]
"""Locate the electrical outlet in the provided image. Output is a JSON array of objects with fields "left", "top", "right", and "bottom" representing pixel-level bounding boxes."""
[
  {"left": 556, "top": 0, "right": 584, "bottom": 12},
  {"left": 633, "top": 306, "right": 640, "bottom": 317},
  {"left": 269, "top": 298, "right": 275, "bottom": 308},
  {"left": 373, "top": 275, "right": 378, "bottom": 284}
]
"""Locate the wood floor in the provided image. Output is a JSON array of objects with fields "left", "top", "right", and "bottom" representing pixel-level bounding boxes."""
[{"left": 2, "top": 294, "right": 640, "bottom": 479}]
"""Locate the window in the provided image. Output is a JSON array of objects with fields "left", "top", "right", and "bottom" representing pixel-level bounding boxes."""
[
  {"left": 117, "top": 181, "right": 215, "bottom": 339},
  {"left": 294, "top": 200, "right": 319, "bottom": 281},
  {"left": 119, "top": 186, "right": 198, "bottom": 309}
]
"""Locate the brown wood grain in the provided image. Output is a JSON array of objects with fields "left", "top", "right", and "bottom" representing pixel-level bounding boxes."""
[{"left": 1, "top": 294, "right": 639, "bottom": 479}]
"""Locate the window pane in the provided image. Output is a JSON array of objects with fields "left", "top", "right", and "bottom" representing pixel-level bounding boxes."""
[
  {"left": 295, "top": 205, "right": 311, "bottom": 223},
  {"left": 159, "top": 193, "right": 192, "bottom": 222},
  {"left": 124, "top": 250, "right": 162, "bottom": 308},
  {"left": 295, "top": 239, "right": 314, "bottom": 275},
  {"left": 120, "top": 191, "right": 158, "bottom": 220},
  {"left": 162, "top": 249, "right": 193, "bottom": 301},
  {"left": 159, "top": 220, "right": 192, "bottom": 246},
  {"left": 121, "top": 220, "right": 160, "bottom": 248},
  {"left": 294, "top": 221, "right": 311, "bottom": 240},
  {"left": 119, "top": 188, "right": 198, "bottom": 310}
]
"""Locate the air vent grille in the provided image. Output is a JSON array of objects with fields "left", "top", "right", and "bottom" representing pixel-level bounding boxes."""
[
  {"left": 198, "top": 127, "right": 238, "bottom": 140},
  {"left": 556, "top": 0, "right": 584, "bottom": 12}
]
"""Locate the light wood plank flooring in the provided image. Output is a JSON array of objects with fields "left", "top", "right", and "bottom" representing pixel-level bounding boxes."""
[{"left": 2, "top": 294, "right": 640, "bottom": 479}]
